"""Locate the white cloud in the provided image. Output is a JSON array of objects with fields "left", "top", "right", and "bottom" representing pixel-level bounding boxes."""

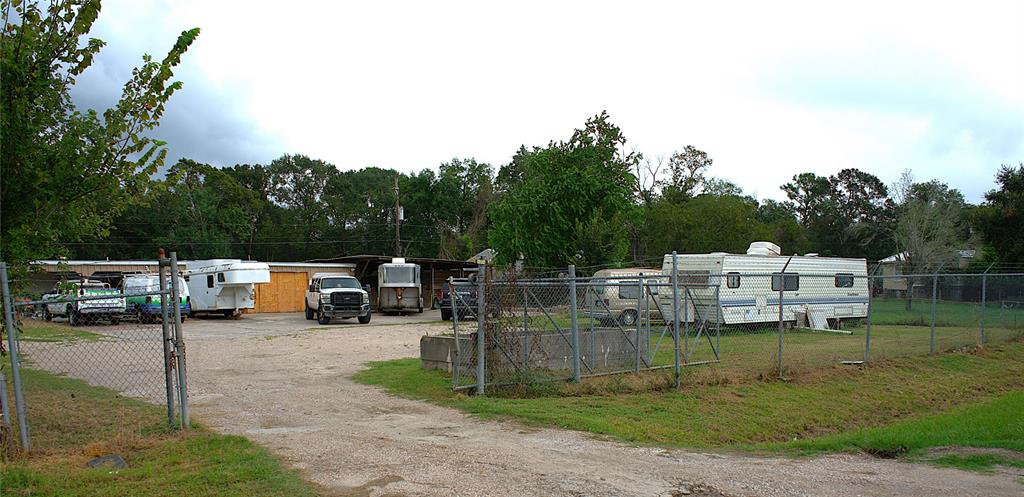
[{"left": 81, "top": 0, "right": 1024, "bottom": 201}]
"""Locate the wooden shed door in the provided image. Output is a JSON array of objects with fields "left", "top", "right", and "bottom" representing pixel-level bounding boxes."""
[{"left": 253, "top": 271, "right": 308, "bottom": 313}]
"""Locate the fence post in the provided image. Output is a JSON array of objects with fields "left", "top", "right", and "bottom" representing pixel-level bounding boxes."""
[
  {"left": 0, "top": 262, "right": 30, "bottom": 450},
  {"left": 449, "top": 277, "right": 461, "bottom": 389},
  {"left": 522, "top": 283, "right": 529, "bottom": 372},
  {"left": 777, "top": 257, "right": 793, "bottom": 378},
  {"left": 865, "top": 277, "right": 873, "bottom": 363},
  {"left": 476, "top": 263, "right": 486, "bottom": 395},
  {"left": 568, "top": 265, "right": 581, "bottom": 383},
  {"left": 0, "top": 371, "right": 10, "bottom": 432},
  {"left": 671, "top": 252, "right": 680, "bottom": 387},
  {"left": 981, "top": 264, "right": 993, "bottom": 345},
  {"left": 683, "top": 288, "right": 690, "bottom": 362},
  {"left": 635, "top": 277, "right": 642, "bottom": 372},
  {"left": 157, "top": 258, "right": 176, "bottom": 428},
  {"left": 930, "top": 273, "right": 938, "bottom": 354},
  {"left": 168, "top": 253, "right": 189, "bottom": 429}
]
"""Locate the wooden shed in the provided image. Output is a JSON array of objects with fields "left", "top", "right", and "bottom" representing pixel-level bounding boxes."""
[{"left": 251, "top": 262, "right": 356, "bottom": 313}]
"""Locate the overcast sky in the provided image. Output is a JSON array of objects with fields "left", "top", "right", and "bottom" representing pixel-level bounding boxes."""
[{"left": 72, "top": 0, "right": 1024, "bottom": 202}]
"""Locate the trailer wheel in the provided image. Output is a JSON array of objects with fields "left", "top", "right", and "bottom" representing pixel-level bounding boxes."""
[
  {"left": 619, "top": 310, "right": 638, "bottom": 326},
  {"left": 43, "top": 307, "right": 52, "bottom": 322},
  {"left": 358, "top": 314, "right": 371, "bottom": 324}
]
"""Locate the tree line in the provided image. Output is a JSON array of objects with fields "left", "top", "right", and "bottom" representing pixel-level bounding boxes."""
[{"left": 3, "top": 1, "right": 1022, "bottom": 274}]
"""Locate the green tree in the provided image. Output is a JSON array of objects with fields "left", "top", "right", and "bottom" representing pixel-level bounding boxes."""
[
  {"left": 489, "top": 112, "right": 638, "bottom": 267},
  {"left": 974, "top": 164, "right": 1023, "bottom": 264},
  {"left": 0, "top": 0, "right": 199, "bottom": 269}
]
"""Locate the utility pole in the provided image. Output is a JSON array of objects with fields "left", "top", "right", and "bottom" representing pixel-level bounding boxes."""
[{"left": 393, "top": 176, "right": 401, "bottom": 257}]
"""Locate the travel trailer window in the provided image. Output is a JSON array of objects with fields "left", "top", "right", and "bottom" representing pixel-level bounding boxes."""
[
  {"left": 618, "top": 282, "right": 640, "bottom": 300},
  {"left": 771, "top": 273, "right": 799, "bottom": 291},
  {"left": 835, "top": 273, "right": 854, "bottom": 288},
  {"left": 217, "top": 273, "right": 226, "bottom": 283},
  {"left": 206, "top": 275, "right": 214, "bottom": 288},
  {"left": 726, "top": 272, "right": 740, "bottom": 288}
]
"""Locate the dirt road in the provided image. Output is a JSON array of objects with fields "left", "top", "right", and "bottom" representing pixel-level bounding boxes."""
[{"left": 175, "top": 314, "right": 1022, "bottom": 497}]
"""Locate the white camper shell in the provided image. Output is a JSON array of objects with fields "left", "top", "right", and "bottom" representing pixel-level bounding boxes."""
[
  {"left": 377, "top": 258, "right": 423, "bottom": 314},
  {"left": 661, "top": 242, "right": 868, "bottom": 327},
  {"left": 185, "top": 259, "right": 270, "bottom": 317}
]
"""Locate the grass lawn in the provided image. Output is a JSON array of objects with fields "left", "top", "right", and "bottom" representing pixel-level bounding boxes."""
[
  {"left": 1, "top": 367, "right": 323, "bottom": 497},
  {"left": 16, "top": 320, "right": 105, "bottom": 343},
  {"left": 355, "top": 340, "right": 1024, "bottom": 471}
]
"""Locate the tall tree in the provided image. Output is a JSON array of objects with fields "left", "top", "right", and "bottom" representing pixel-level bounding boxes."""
[
  {"left": 662, "top": 145, "right": 712, "bottom": 204},
  {"left": 489, "top": 112, "right": 638, "bottom": 267},
  {"left": 0, "top": 0, "right": 199, "bottom": 269},
  {"left": 975, "top": 164, "right": 1024, "bottom": 264}
]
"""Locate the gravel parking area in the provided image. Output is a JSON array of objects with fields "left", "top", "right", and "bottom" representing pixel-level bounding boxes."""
[{"left": 24, "top": 312, "right": 1024, "bottom": 496}]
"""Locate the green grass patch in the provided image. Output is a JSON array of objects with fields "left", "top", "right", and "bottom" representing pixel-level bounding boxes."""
[
  {"left": 2, "top": 368, "right": 323, "bottom": 497},
  {"left": 17, "top": 320, "right": 104, "bottom": 343},
  {"left": 355, "top": 342, "right": 1024, "bottom": 457}
]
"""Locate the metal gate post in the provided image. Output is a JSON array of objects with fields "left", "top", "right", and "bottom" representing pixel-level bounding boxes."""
[
  {"left": 981, "top": 265, "right": 992, "bottom": 345},
  {"left": 568, "top": 265, "right": 581, "bottom": 383},
  {"left": 0, "top": 263, "right": 29, "bottom": 450},
  {"left": 522, "top": 283, "right": 529, "bottom": 372},
  {"left": 450, "top": 277, "right": 461, "bottom": 390},
  {"left": 865, "top": 277, "right": 873, "bottom": 363},
  {"left": 683, "top": 289, "right": 690, "bottom": 362},
  {"left": 671, "top": 252, "right": 680, "bottom": 387},
  {"left": 635, "top": 277, "right": 642, "bottom": 372},
  {"left": 157, "top": 259, "right": 176, "bottom": 427},
  {"left": 714, "top": 285, "right": 721, "bottom": 360},
  {"left": 476, "top": 263, "right": 486, "bottom": 395},
  {"left": 930, "top": 273, "right": 938, "bottom": 354},
  {"left": 777, "top": 257, "right": 793, "bottom": 378},
  {"left": 169, "top": 253, "right": 189, "bottom": 428}
]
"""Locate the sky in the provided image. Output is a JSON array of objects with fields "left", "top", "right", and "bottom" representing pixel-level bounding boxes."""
[{"left": 70, "top": 0, "right": 1024, "bottom": 202}]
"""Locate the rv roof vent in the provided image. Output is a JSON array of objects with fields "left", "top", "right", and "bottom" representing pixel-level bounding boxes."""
[
  {"left": 804, "top": 253, "right": 819, "bottom": 257},
  {"left": 391, "top": 257, "right": 406, "bottom": 264},
  {"left": 746, "top": 241, "right": 781, "bottom": 256}
]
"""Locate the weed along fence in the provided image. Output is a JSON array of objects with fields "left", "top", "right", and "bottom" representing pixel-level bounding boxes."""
[
  {"left": 0, "top": 254, "right": 191, "bottom": 454},
  {"left": 424, "top": 258, "right": 1024, "bottom": 395}
]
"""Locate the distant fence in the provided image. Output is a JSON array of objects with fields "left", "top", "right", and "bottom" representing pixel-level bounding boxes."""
[{"left": 446, "top": 260, "right": 1024, "bottom": 394}]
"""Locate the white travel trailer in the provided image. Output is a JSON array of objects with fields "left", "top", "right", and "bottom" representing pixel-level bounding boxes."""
[
  {"left": 660, "top": 242, "right": 869, "bottom": 327},
  {"left": 377, "top": 258, "right": 423, "bottom": 314},
  {"left": 185, "top": 259, "right": 270, "bottom": 317}
]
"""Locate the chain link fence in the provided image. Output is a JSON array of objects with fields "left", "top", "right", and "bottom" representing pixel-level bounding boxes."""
[
  {"left": 1, "top": 257, "right": 190, "bottom": 454},
  {"left": 446, "top": 261, "right": 1024, "bottom": 394}
]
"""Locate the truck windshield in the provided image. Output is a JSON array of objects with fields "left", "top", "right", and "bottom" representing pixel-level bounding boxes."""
[
  {"left": 321, "top": 278, "right": 361, "bottom": 290},
  {"left": 383, "top": 266, "right": 417, "bottom": 284}
]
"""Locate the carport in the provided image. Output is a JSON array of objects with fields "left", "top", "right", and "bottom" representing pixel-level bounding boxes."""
[{"left": 305, "top": 255, "right": 478, "bottom": 309}]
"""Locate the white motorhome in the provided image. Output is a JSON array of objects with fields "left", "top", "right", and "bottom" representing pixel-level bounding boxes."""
[
  {"left": 660, "top": 242, "right": 869, "bottom": 327},
  {"left": 185, "top": 259, "right": 270, "bottom": 317},
  {"left": 377, "top": 258, "right": 423, "bottom": 314}
]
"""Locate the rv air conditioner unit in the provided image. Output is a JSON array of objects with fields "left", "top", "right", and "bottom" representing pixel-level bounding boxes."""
[{"left": 746, "top": 241, "right": 781, "bottom": 256}]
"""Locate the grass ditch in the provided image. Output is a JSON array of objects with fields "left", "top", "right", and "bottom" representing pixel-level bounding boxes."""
[
  {"left": 1, "top": 367, "right": 324, "bottom": 497},
  {"left": 355, "top": 340, "right": 1024, "bottom": 471}
]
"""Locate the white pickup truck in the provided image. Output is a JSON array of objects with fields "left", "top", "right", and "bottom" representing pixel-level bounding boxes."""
[{"left": 43, "top": 280, "right": 126, "bottom": 326}]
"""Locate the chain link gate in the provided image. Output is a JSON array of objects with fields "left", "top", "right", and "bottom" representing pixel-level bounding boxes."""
[{"left": 1, "top": 253, "right": 190, "bottom": 453}]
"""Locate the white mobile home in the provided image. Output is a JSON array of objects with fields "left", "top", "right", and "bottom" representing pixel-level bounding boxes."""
[
  {"left": 185, "top": 259, "right": 270, "bottom": 317},
  {"left": 660, "top": 242, "right": 869, "bottom": 327}
]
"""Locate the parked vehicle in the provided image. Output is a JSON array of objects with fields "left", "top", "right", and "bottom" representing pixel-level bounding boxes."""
[
  {"left": 42, "top": 279, "right": 126, "bottom": 326},
  {"left": 377, "top": 258, "right": 423, "bottom": 314},
  {"left": 584, "top": 268, "right": 663, "bottom": 326},
  {"left": 659, "top": 242, "right": 869, "bottom": 327},
  {"left": 305, "top": 273, "right": 371, "bottom": 325},
  {"left": 122, "top": 274, "right": 191, "bottom": 323},
  {"left": 185, "top": 259, "right": 270, "bottom": 317},
  {"left": 440, "top": 276, "right": 478, "bottom": 321}
]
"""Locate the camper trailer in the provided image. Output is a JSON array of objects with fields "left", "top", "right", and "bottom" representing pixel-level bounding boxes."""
[
  {"left": 185, "top": 259, "right": 270, "bottom": 317},
  {"left": 584, "top": 268, "right": 663, "bottom": 326},
  {"left": 660, "top": 242, "right": 869, "bottom": 327},
  {"left": 377, "top": 258, "right": 423, "bottom": 314}
]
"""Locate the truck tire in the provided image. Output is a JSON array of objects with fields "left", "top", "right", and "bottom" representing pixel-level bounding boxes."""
[
  {"left": 441, "top": 308, "right": 451, "bottom": 321},
  {"left": 43, "top": 307, "right": 52, "bottom": 321},
  {"left": 305, "top": 306, "right": 314, "bottom": 320},
  {"left": 317, "top": 306, "right": 330, "bottom": 325},
  {"left": 69, "top": 309, "right": 81, "bottom": 327},
  {"left": 358, "top": 314, "right": 371, "bottom": 324},
  {"left": 619, "top": 309, "right": 638, "bottom": 326}
]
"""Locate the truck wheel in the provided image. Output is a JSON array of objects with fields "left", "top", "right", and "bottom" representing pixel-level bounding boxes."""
[
  {"left": 222, "top": 309, "right": 234, "bottom": 318},
  {"left": 305, "top": 306, "right": 314, "bottom": 320},
  {"left": 358, "top": 314, "right": 371, "bottom": 324},
  {"left": 619, "top": 310, "right": 638, "bottom": 326},
  {"left": 43, "top": 308, "right": 52, "bottom": 322},
  {"left": 317, "top": 306, "right": 330, "bottom": 325},
  {"left": 417, "top": 307, "right": 423, "bottom": 314},
  {"left": 69, "top": 309, "right": 81, "bottom": 327},
  {"left": 441, "top": 308, "right": 451, "bottom": 321}
]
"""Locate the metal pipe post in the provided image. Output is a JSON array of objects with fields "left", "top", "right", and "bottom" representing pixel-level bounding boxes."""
[
  {"left": 168, "top": 253, "right": 190, "bottom": 428},
  {"left": 777, "top": 256, "right": 793, "bottom": 378},
  {"left": 0, "top": 262, "right": 30, "bottom": 450},
  {"left": 930, "top": 274, "right": 938, "bottom": 354},
  {"left": 568, "top": 265, "right": 581, "bottom": 383},
  {"left": 715, "top": 285, "right": 721, "bottom": 359},
  {"left": 635, "top": 277, "right": 642, "bottom": 372},
  {"left": 671, "top": 252, "right": 680, "bottom": 387},
  {"left": 157, "top": 260, "right": 176, "bottom": 427},
  {"left": 450, "top": 277, "right": 461, "bottom": 389},
  {"left": 476, "top": 263, "right": 486, "bottom": 395},
  {"left": 0, "top": 372, "right": 11, "bottom": 432},
  {"left": 522, "top": 283, "right": 529, "bottom": 372},
  {"left": 981, "top": 265, "right": 992, "bottom": 345},
  {"left": 683, "top": 290, "right": 690, "bottom": 362},
  {"left": 865, "top": 277, "right": 873, "bottom": 363}
]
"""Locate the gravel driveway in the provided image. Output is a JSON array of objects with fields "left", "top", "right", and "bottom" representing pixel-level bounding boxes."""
[{"left": 174, "top": 313, "right": 1023, "bottom": 497}]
